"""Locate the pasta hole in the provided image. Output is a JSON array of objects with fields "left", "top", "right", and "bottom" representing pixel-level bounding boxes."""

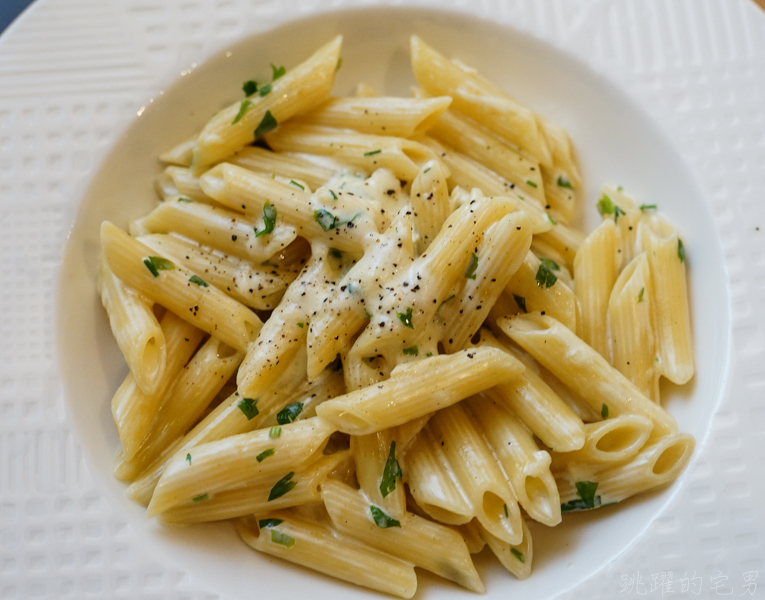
[
  {"left": 653, "top": 439, "right": 691, "bottom": 476},
  {"left": 244, "top": 318, "right": 260, "bottom": 341},
  {"left": 482, "top": 492, "right": 507, "bottom": 522},
  {"left": 596, "top": 425, "right": 644, "bottom": 453},
  {"left": 141, "top": 336, "right": 162, "bottom": 381},
  {"left": 216, "top": 341, "right": 237, "bottom": 359},
  {"left": 524, "top": 476, "right": 552, "bottom": 517}
]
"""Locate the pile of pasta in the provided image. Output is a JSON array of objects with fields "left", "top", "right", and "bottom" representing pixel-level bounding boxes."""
[{"left": 98, "top": 35, "right": 696, "bottom": 597}]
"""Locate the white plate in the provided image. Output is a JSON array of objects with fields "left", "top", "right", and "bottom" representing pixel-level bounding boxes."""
[{"left": 2, "top": 1, "right": 764, "bottom": 599}]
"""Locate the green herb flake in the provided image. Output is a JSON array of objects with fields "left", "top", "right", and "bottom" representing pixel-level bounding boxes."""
[
  {"left": 232, "top": 99, "right": 253, "bottom": 125},
  {"left": 261, "top": 260, "right": 278, "bottom": 268},
  {"left": 271, "top": 529, "right": 295, "bottom": 548},
  {"left": 329, "top": 247, "right": 342, "bottom": 259},
  {"left": 465, "top": 252, "right": 479, "bottom": 280},
  {"left": 513, "top": 294, "right": 527, "bottom": 313},
  {"left": 256, "top": 448, "right": 275, "bottom": 463},
  {"left": 329, "top": 189, "right": 338, "bottom": 200},
  {"left": 268, "top": 472, "right": 297, "bottom": 501},
  {"left": 192, "top": 493, "right": 209, "bottom": 503},
  {"left": 426, "top": 352, "right": 433, "bottom": 357},
  {"left": 511, "top": 548, "right": 525, "bottom": 562},
  {"left": 143, "top": 256, "right": 174, "bottom": 277},
  {"left": 640, "top": 204, "right": 657, "bottom": 212},
  {"left": 526, "top": 179, "right": 538, "bottom": 189},
  {"left": 397, "top": 307, "right": 414, "bottom": 329},
  {"left": 638, "top": 287, "right": 645, "bottom": 303},
  {"left": 289, "top": 180, "right": 305, "bottom": 190},
  {"left": 560, "top": 481, "right": 602, "bottom": 512},
  {"left": 423, "top": 166, "right": 431, "bottom": 174},
  {"left": 363, "top": 308, "right": 372, "bottom": 320},
  {"left": 314, "top": 208, "right": 338, "bottom": 231},
  {"left": 242, "top": 80, "right": 258, "bottom": 96},
  {"left": 276, "top": 401, "right": 303, "bottom": 425},
  {"left": 186, "top": 453, "right": 192, "bottom": 465},
  {"left": 403, "top": 346, "right": 418, "bottom": 356},
  {"left": 617, "top": 185, "right": 624, "bottom": 192},
  {"left": 254, "top": 110, "right": 278, "bottom": 139},
  {"left": 503, "top": 503, "right": 509, "bottom": 518},
  {"left": 546, "top": 212, "right": 558, "bottom": 225},
  {"left": 269, "top": 426, "right": 282, "bottom": 438},
  {"left": 189, "top": 275, "right": 209, "bottom": 287},
  {"left": 535, "top": 259, "right": 559, "bottom": 288},
  {"left": 258, "top": 518, "right": 283, "bottom": 528},
  {"left": 601, "top": 403, "right": 609, "bottom": 419},
  {"left": 259, "top": 83, "right": 272, "bottom": 97},
  {"left": 678, "top": 239, "right": 685, "bottom": 263},
  {"left": 436, "top": 295, "right": 455, "bottom": 316},
  {"left": 336, "top": 57, "right": 343, "bottom": 71},
  {"left": 254, "top": 201, "right": 277, "bottom": 238},
  {"left": 596, "top": 194, "right": 626, "bottom": 223},
  {"left": 297, "top": 322, "right": 304, "bottom": 328},
  {"left": 364, "top": 149, "right": 382, "bottom": 156},
  {"left": 557, "top": 176, "right": 573, "bottom": 190},
  {"left": 271, "top": 64, "right": 286, "bottom": 80},
  {"left": 370, "top": 505, "right": 401, "bottom": 528},
  {"left": 237, "top": 397, "right": 259, "bottom": 420},
  {"left": 177, "top": 196, "right": 194, "bottom": 203},
  {"left": 379, "top": 441, "right": 403, "bottom": 498}
]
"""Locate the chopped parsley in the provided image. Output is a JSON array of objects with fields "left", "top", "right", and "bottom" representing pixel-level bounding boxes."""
[
  {"left": 289, "top": 180, "right": 305, "bottom": 190},
  {"left": 297, "top": 322, "right": 304, "bottom": 328},
  {"left": 242, "top": 80, "right": 258, "bottom": 96},
  {"left": 526, "top": 179, "right": 538, "bottom": 189},
  {"left": 403, "top": 346, "right": 418, "bottom": 356},
  {"left": 268, "top": 472, "right": 297, "bottom": 501},
  {"left": 256, "top": 448, "right": 275, "bottom": 463},
  {"left": 255, "top": 201, "right": 277, "bottom": 237},
  {"left": 143, "top": 256, "right": 174, "bottom": 277},
  {"left": 596, "top": 194, "right": 626, "bottom": 223},
  {"left": 258, "top": 518, "right": 284, "bottom": 528},
  {"left": 560, "top": 481, "right": 602, "bottom": 512},
  {"left": 363, "top": 308, "right": 372, "bottom": 319},
  {"left": 363, "top": 149, "right": 382, "bottom": 156},
  {"left": 426, "top": 352, "right": 433, "bottom": 357},
  {"left": 186, "top": 453, "right": 192, "bottom": 465},
  {"left": 638, "top": 287, "right": 645, "bottom": 303},
  {"left": 177, "top": 196, "right": 194, "bottom": 203},
  {"left": 189, "top": 275, "right": 208, "bottom": 287},
  {"left": 503, "top": 503, "right": 509, "bottom": 518},
  {"left": 259, "top": 83, "right": 272, "bottom": 97},
  {"left": 314, "top": 208, "right": 339, "bottom": 231},
  {"left": 271, "top": 529, "right": 295, "bottom": 548},
  {"left": 557, "top": 176, "right": 573, "bottom": 190},
  {"left": 232, "top": 99, "right": 253, "bottom": 125},
  {"left": 370, "top": 505, "right": 401, "bottom": 528},
  {"left": 678, "top": 239, "right": 685, "bottom": 263},
  {"left": 639, "top": 204, "right": 657, "bottom": 212},
  {"left": 276, "top": 402, "right": 303, "bottom": 425},
  {"left": 601, "top": 403, "right": 609, "bottom": 419},
  {"left": 465, "top": 252, "right": 479, "bottom": 280},
  {"left": 436, "top": 295, "right": 454, "bottom": 316},
  {"left": 510, "top": 548, "right": 525, "bottom": 562},
  {"left": 269, "top": 426, "right": 282, "bottom": 438},
  {"left": 261, "top": 260, "right": 278, "bottom": 268},
  {"left": 397, "top": 307, "right": 414, "bottom": 329},
  {"left": 329, "top": 248, "right": 342, "bottom": 259},
  {"left": 237, "top": 397, "right": 259, "bottom": 420},
  {"left": 329, "top": 189, "right": 338, "bottom": 200},
  {"left": 254, "top": 110, "right": 277, "bottom": 139},
  {"left": 513, "top": 294, "right": 527, "bottom": 313},
  {"left": 192, "top": 493, "right": 209, "bottom": 503},
  {"left": 271, "top": 64, "right": 286, "bottom": 80},
  {"left": 379, "top": 441, "right": 403, "bottom": 498},
  {"left": 423, "top": 166, "right": 431, "bottom": 173},
  {"left": 535, "top": 258, "right": 559, "bottom": 288},
  {"left": 546, "top": 213, "right": 558, "bottom": 225}
]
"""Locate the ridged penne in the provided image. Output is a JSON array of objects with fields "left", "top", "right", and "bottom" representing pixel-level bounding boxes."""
[
  {"left": 192, "top": 36, "right": 341, "bottom": 170},
  {"left": 499, "top": 314, "right": 678, "bottom": 437},
  {"left": 574, "top": 219, "right": 618, "bottom": 358},
  {"left": 477, "top": 519, "right": 533, "bottom": 580},
  {"left": 321, "top": 479, "right": 484, "bottom": 593},
  {"left": 410, "top": 160, "right": 451, "bottom": 255},
  {"left": 98, "top": 256, "right": 166, "bottom": 395},
  {"left": 235, "top": 512, "right": 418, "bottom": 598}
]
